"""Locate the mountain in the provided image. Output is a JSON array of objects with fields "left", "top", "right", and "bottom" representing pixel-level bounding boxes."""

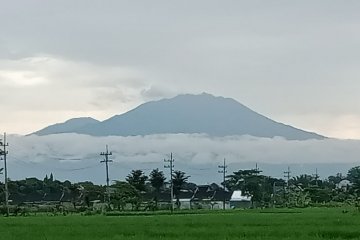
[
  {"left": 32, "top": 117, "right": 100, "bottom": 136},
  {"left": 31, "top": 93, "right": 324, "bottom": 140}
]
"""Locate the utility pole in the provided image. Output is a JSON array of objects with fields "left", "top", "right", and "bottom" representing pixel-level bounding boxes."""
[
  {"left": 164, "top": 153, "right": 174, "bottom": 213},
  {"left": 218, "top": 158, "right": 227, "bottom": 210},
  {"left": 0, "top": 133, "right": 9, "bottom": 217},
  {"left": 283, "top": 166, "right": 291, "bottom": 207},
  {"left": 284, "top": 166, "right": 291, "bottom": 187},
  {"left": 272, "top": 181, "right": 276, "bottom": 208},
  {"left": 100, "top": 145, "right": 112, "bottom": 203},
  {"left": 313, "top": 168, "right": 319, "bottom": 186},
  {"left": 254, "top": 163, "right": 260, "bottom": 175}
]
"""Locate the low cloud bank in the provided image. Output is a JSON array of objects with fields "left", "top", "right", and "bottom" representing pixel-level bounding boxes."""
[{"left": 5, "top": 134, "right": 360, "bottom": 183}]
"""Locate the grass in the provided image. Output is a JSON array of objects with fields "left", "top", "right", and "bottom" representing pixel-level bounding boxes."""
[{"left": 0, "top": 208, "right": 360, "bottom": 239}]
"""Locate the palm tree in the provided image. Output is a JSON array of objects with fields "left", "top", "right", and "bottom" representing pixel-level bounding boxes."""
[
  {"left": 126, "top": 170, "right": 148, "bottom": 192},
  {"left": 149, "top": 169, "right": 166, "bottom": 207},
  {"left": 172, "top": 170, "right": 189, "bottom": 208},
  {"left": 290, "top": 174, "right": 314, "bottom": 188}
]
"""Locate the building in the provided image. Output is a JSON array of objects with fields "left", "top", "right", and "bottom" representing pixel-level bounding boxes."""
[{"left": 230, "top": 190, "right": 252, "bottom": 208}]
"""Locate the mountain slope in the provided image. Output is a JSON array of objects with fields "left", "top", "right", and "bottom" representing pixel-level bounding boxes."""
[
  {"left": 63, "top": 93, "right": 323, "bottom": 140},
  {"left": 32, "top": 117, "right": 100, "bottom": 136}
]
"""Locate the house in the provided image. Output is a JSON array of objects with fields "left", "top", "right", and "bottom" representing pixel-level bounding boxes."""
[
  {"left": 142, "top": 184, "right": 235, "bottom": 210},
  {"left": 9, "top": 191, "right": 78, "bottom": 208},
  {"left": 180, "top": 185, "right": 233, "bottom": 210},
  {"left": 336, "top": 180, "right": 352, "bottom": 191},
  {"left": 141, "top": 190, "right": 172, "bottom": 210},
  {"left": 191, "top": 185, "right": 215, "bottom": 209},
  {"left": 210, "top": 189, "right": 233, "bottom": 209},
  {"left": 230, "top": 190, "right": 252, "bottom": 208},
  {"left": 177, "top": 189, "right": 195, "bottom": 210}
]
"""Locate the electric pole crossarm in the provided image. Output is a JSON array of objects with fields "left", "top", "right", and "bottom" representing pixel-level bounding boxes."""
[
  {"left": 218, "top": 158, "right": 227, "bottom": 210},
  {"left": 0, "top": 133, "right": 9, "bottom": 217},
  {"left": 313, "top": 168, "right": 319, "bottom": 186},
  {"left": 100, "top": 145, "right": 112, "bottom": 203},
  {"left": 164, "top": 153, "right": 174, "bottom": 213},
  {"left": 284, "top": 166, "right": 291, "bottom": 187}
]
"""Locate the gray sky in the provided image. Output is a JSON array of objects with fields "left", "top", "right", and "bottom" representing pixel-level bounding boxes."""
[{"left": 1, "top": 0, "right": 360, "bottom": 138}]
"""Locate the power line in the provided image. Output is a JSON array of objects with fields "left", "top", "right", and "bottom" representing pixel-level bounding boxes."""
[
  {"left": 53, "top": 164, "right": 100, "bottom": 172},
  {"left": 0, "top": 133, "right": 10, "bottom": 217},
  {"left": 188, "top": 167, "right": 212, "bottom": 171},
  {"left": 9, "top": 155, "right": 99, "bottom": 172},
  {"left": 164, "top": 152, "right": 174, "bottom": 213},
  {"left": 218, "top": 158, "right": 227, "bottom": 210},
  {"left": 100, "top": 145, "right": 112, "bottom": 203}
]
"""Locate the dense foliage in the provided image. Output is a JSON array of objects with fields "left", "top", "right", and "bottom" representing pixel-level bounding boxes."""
[{"left": 1, "top": 165, "right": 360, "bottom": 212}]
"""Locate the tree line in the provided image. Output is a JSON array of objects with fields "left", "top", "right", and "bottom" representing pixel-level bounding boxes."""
[{"left": 1, "top": 166, "right": 360, "bottom": 213}]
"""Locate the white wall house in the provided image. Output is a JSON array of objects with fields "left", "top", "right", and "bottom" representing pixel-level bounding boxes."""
[{"left": 230, "top": 190, "right": 252, "bottom": 209}]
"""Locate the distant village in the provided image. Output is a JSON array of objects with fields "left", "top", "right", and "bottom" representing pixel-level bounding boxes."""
[
  {"left": 1, "top": 129, "right": 360, "bottom": 216},
  {"left": 0, "top": 162, "right": 359, "bottom": 215}
]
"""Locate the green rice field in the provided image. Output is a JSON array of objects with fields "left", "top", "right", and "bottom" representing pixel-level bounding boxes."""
[{"left": 0, "top": 208, "right": 360, "bottom": 240}]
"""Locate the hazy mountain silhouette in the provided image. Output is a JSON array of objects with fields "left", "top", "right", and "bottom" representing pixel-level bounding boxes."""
[
  {"left": 32, "top": 93, "right": 324, "bottom": 140},
  {"left": 32, "top": 117, "right": 100, "bottom": 136}
]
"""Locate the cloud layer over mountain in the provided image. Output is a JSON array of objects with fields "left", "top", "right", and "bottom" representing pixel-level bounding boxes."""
[{"left": 6, "top": 134, "right": 360, "bottom": 184}]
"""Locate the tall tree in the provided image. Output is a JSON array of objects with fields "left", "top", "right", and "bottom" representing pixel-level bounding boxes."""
[
  {"left": 347, "top": 166, "right": 360, "bottom": 193},
  {"left": 225, "top": 169, "right": 262, "bottom": 193},
  {"left": 149, "top": 169, "right": 166, "bottom": 209},
  {"left": 149, "top": 169, "right": 166, "bottom": 193},
  {"left": 225, "top": 169, "right": 284, "bottom": 206},
  {"left": 49, "top": 173, "right": 54, "bottom": 182},
  {"left": 172, "top": 170, "right": 190, "bottom": 208},
  {"left": 126, "top": 170, "right": 148, "bottom": 192},
  {"left": 111, "top": 181, "right": 141, "bottom": 211},
  {"left": 290, "top": 174, "right": 315, "bottom": 188},
  {"left": 43, "top": 174, "right": 49, "bottom": 183}
]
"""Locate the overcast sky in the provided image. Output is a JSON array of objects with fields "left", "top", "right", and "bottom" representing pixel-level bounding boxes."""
[{"left": 1, "top": 1, "right": 360, "bottom": 138}]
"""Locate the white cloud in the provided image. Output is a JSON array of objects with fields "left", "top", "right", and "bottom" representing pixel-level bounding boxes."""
[
  {"left": 0, "top": 71, "right": 47, "bottom": 87},
  {"left": 5, "top": 134, "right": 360, "bottom": 183},
  {"left": 0, "top": 56, "right": 152, "bottom": 133}
]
